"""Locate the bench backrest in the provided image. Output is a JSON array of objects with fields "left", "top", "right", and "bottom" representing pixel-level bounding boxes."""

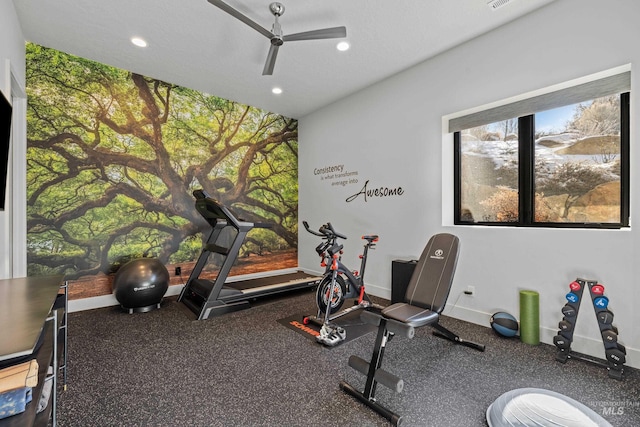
[{"left": 404, "top": 233, "right": 460, "bottom": 314}]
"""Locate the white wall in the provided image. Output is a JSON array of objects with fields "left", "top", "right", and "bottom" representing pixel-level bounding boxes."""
[
  {"left": 0, "top": 1, "right": 26, "bottom": 279},
  {"left": 299, "top": 0, "right": 640, "bottom": 368}
]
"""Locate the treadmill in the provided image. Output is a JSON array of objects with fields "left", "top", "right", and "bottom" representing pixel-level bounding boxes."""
[{"left": 178, "top": 189, "right": 320, "bottom": 320}]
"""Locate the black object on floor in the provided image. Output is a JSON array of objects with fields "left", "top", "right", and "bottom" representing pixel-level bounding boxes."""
[{"left": 277, "top": 310, "right": 377, "bottom": 346}]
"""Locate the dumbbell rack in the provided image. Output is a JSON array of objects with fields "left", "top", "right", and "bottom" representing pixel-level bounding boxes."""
[{"left": 553, "top": 278, "right": 625, "bottom": 380}]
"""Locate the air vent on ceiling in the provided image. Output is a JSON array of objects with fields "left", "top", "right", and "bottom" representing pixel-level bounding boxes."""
[{"left": 488, "top": 0, "right": 513, "bottom": 10}]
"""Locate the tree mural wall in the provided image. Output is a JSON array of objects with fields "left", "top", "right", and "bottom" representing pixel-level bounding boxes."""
[{"left": 25, "top": 43, "right": 299, "bottom": 298}]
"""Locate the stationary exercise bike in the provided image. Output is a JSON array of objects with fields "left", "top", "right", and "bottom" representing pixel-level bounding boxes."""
[{"left": 302, "top": 221, "right": 384, "bottom": 346}]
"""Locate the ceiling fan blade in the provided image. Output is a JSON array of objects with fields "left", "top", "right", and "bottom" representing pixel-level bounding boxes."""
[
  {"left": 262, "top": 45, "right": 280, "bottom": 75},
  {"left": 207, "top": 0, "right": 273, "bottom": 39},
  {"left": 283, "top": 26, "right": 346, "bottom": 42}
]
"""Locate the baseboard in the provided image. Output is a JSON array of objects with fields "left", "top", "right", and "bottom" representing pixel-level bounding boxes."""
[
  {"left": 443, "top": 303, "right": 639, "bottom": 370},
  {"left": 443, "top": 302, "right": 488, "bottom": 325},
  {"left": 362, "top": 282, "right": 391, "bottom": 301},
  {"left": 68, "top": 268, "right": 301, "bottom": 313},
  {"left": 68, "top": 293, "right": 120, "bottom": 312},
  {"left": 67, "top": 285, "right": 185, "bottom": 312}
]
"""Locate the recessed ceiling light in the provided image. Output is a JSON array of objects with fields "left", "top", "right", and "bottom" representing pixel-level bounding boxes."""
[
  {"left": 336, "top": 41, "right": 350, "bottom": 51},
  {"left": 488, "top": 0, "right": 512, "bottom": 10},
  {"left": 131, "top": 37, "right": 148, "bottom": 47},
  {"left": 272, "top": 87, "right": 283, "bottom": 95}
]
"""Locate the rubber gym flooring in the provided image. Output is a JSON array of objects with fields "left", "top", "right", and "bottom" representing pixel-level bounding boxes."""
[{"left": 56, "top": 289, "right": 640, "bottom": 426}]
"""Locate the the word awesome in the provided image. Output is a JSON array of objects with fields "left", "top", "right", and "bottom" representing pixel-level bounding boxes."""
[{"left": 346, "top": 180, "right": 404, "bottom": 203}]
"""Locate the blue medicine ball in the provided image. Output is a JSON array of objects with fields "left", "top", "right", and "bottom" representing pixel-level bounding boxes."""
[{"left": 490, "top": 312, "right": 519, "bottom": 337}]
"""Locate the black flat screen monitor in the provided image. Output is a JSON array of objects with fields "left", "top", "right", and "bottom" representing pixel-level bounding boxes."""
[{"left": 0, "top": 89, "right": 12, "bottom": 211}]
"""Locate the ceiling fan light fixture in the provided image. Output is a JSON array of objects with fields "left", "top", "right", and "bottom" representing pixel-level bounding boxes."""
[{"left": 336, "top": 41, "right": 350, "bottom": 51}]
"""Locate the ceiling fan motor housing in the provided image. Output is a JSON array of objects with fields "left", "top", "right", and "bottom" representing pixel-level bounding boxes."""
[{"left": 269, "top": 2, "right": 285, "bottom": 16}]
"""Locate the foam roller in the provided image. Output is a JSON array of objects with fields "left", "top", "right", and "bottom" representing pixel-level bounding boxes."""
[
  {"left": 348, "top": 355, "right": 370, "bottom": 375},
  {"left": 385, "top": 318, "right": 415, "bottom": 338},
  {"left": 520, "top": 290, "right": 540, "bottom": 345}
]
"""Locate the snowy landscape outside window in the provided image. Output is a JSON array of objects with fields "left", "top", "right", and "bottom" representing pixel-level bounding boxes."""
[{"left": 453, "top": 92, "right": 629, "bottom": 228}]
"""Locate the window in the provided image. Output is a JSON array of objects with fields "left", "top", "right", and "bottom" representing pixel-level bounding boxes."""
[{"left": 451, "top": 71, "right": 630, "bottom": 228}]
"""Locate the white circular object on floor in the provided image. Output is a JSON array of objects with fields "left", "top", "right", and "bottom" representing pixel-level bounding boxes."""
[{"left": 486, "top": 388, "right": 612, "bottom": 427}]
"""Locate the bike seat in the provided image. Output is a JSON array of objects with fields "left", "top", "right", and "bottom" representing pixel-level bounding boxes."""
[{"left": 362, "top": 235, "right": 379, "bottom": 243}]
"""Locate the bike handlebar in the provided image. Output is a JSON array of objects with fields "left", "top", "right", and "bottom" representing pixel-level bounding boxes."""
[
  {"left": 303, "top": 220, "right": 325, "bottom": 237},
  {"left": 303, "top": 220, "right": 347, "bottom": 240}
]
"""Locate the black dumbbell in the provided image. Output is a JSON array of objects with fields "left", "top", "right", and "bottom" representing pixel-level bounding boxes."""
[
  {"left": 561, "top": 304, "right": 577, "bottom": 318},
  {"left": 558, "top": 319, "right": 573, "bottom": 332},
  {"left": 601, "top": 329, "right": 618, "bottom": 349},
  {"left": 559, "top": 328, "right": 574, "bottom": 340},
  {"left": 553, "top": 334, "right": 571, "bottom": 350},
  {"left": 597, "top": 310, "right": 614, "bottom": 325},
  {"left": 606, "top": 347, "right": 626, "bottom": 365}
]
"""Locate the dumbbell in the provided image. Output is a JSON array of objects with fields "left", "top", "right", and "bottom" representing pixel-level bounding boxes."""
[
  {"left": 597, "top": 309, "right": 614, "bottom": 325},
  {"left": 569, "top": 281, "right": 582, "bottom": 292},
  {"left": 558, "top": 319, "right": 574, "bottom": 333},
  {"left": 601, "top": 329, "right": 618, "bottom": 349},
  {"left": 553, "top": 334, "right": 571, "bottom": 350},
  {"left": 593, "top": 296, "right": 609, "bottom": 310},
  {"left": 591, "top": 284, "right": 605, "bottom": 295},
  {"left": 561, "top": 304, "right": 577, "bottom": 318},
  {"left": 566, "top": 292, "right": 579, "bottom": 304},
  {"left": 606, "top": 345, "right": 626, "bottom": 365}
]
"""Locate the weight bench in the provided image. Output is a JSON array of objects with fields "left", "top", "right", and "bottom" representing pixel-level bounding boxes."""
[{"left": 340, "top": 233, "right": 485, "bottom": 426}]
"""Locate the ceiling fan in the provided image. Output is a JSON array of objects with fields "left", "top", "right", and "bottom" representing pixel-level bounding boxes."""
[{"left": 207, "top": 0, "right": 347, "bottom": 75}]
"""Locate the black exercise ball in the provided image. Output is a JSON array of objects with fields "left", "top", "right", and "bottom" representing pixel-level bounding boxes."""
[{"left": 113, "top": 258, "right": 169, "bottom": 313}]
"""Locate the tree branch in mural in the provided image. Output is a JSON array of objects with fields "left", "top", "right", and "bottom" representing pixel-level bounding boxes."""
[{"left": 26, "top": 44, "right": 299, "bottom": 280}]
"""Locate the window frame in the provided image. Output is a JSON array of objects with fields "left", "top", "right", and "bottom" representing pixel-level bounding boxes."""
[{"left": 453, "top": 92, "right": 630, "bottom": 229}]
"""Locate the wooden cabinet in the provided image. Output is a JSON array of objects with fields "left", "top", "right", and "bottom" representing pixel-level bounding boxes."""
[{"left": 0, "top": 276, "right": 67, "bottom": 427}]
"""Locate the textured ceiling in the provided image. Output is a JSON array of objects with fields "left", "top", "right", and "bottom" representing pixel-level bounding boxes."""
[{"left": 13, "top": 0, "right": 556, "bottom": 118}]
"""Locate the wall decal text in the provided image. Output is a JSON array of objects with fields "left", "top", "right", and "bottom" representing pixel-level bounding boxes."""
[{"left": 346, "top": 180, "right": 404, "bottom": 203}]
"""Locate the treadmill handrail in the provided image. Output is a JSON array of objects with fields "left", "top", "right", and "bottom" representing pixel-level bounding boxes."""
[{"left": 193, "top": 189, "right": 255, "bottom": 231}]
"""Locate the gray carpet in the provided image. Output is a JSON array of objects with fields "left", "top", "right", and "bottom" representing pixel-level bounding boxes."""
[{"left": 56, "top": 290, "right": 640, "bottom": 426}]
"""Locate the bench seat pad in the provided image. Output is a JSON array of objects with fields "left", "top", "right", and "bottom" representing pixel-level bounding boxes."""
[{"left": 382, "top": 303, "right": 439, "bottom": 328}]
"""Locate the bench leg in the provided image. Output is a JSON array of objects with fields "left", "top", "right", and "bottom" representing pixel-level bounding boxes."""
[
  {"left": 340, "top": 380, "right": 403, "bottom": 426},
  {"left": 341, "top": 318, "right": 405, "bottom": 425},
  {"left": 432, "top": 323, "right": 485, "bottom": 352}
]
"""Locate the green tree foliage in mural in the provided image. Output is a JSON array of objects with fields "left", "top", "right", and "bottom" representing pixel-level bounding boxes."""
[{"left": 25, "top": 44, "right": 299, "bottom": 279}]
